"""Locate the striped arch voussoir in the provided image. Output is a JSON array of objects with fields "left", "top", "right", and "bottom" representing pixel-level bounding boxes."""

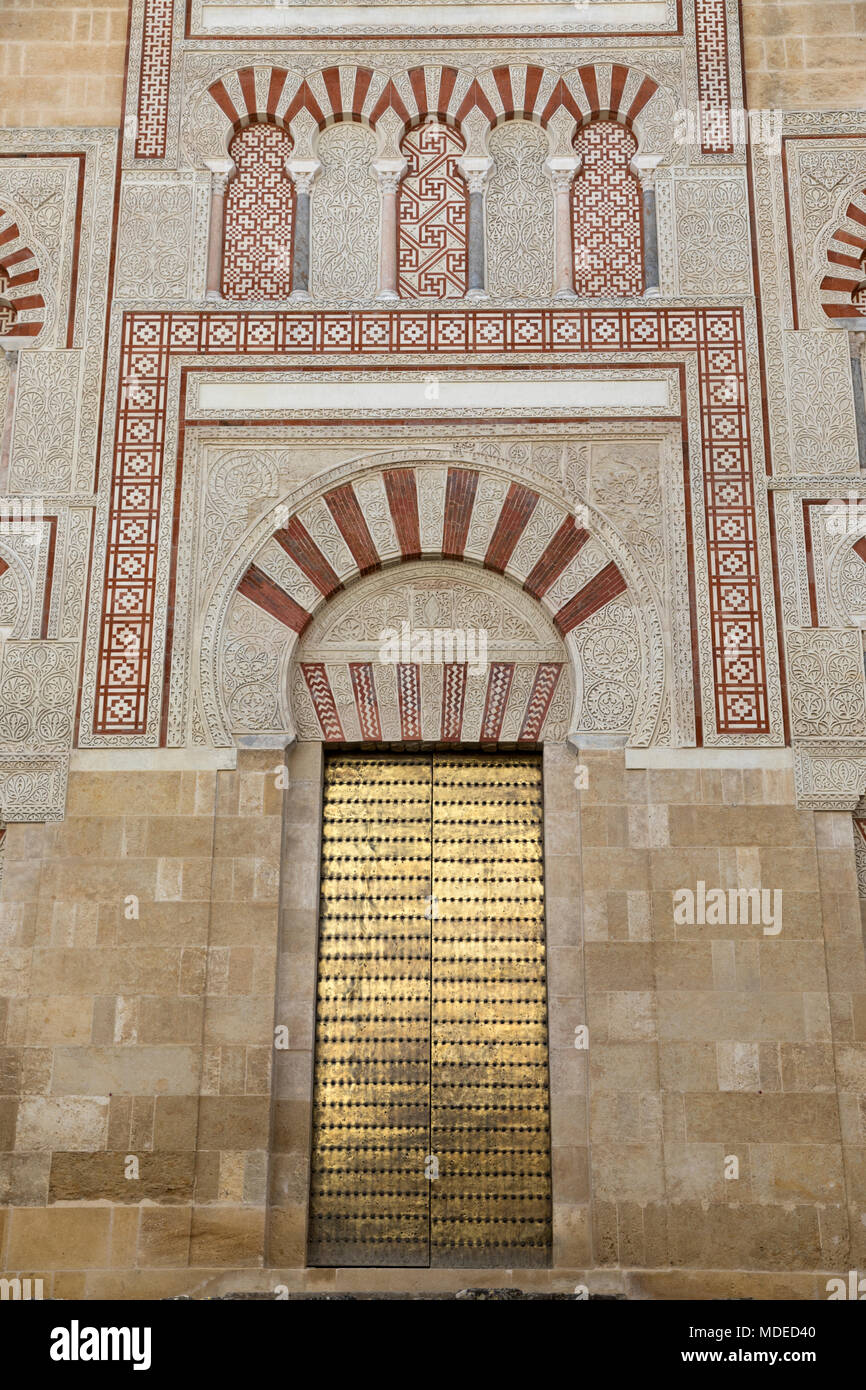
[
  {"left": 820, "top": 186, "right": 866, "bottom": 321},
  {"left": 206, "top": 62, "right": 661, "bottom": 145},
  {"left": 232, "top": 465, "right": 630, "bottom": 744},
  {"left": 0, "top": 207, "right": 44, "bottom": 339}
]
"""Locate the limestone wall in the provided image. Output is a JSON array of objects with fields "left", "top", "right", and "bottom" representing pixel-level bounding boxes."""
[
  {"left": 0, "top": 752, "right": 285, "bottom": 1296},
  {"left": 2, "top": 745, "right": 863, "bottom": 1296},
  {"left": 742, "top": 0, "right": 866, "bottom": 110},
  {"left": 0, "top": 1, "right": 129, "bottom": 130}
]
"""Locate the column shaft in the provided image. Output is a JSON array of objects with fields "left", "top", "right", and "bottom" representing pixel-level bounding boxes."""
[{"left": 643, "top": 183, "right": 660, "bottom": 294}]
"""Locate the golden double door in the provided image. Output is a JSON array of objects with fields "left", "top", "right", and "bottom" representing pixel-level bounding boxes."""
[{"left": 308, "top": 753, "right": 552, "bottom": 1268}]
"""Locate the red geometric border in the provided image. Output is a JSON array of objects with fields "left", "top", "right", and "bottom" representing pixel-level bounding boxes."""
[
  {"left": 694, "top": 0, "right": 734, "bottom": 156},
  {"left": 94, "top": 306, "right": 767, "bottom": 739},
  {"left": 135, "top": 0, "right": 174, "bottom": 160}
]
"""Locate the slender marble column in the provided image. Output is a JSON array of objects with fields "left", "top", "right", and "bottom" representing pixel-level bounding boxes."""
[
  {"left": 204, "top": 159, "right": 234, "bottom": 301},
  {"left": 632, "top": 154, "right": 663, "bottom": 297},
  {"left": 287, "top": 159, "right": 322, "bottom": 300},
  {"left": 372, "top": 159, "right": 407, "bottom": 300},
  {"left": 545, "top": 156, "right": 580, "bottom": 299},
  {"left": 456, "top": 157, "right": 494, "bottom": 299}
]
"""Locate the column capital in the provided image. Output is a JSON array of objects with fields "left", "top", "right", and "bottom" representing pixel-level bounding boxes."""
[
  {"left": 205, "top": 157, "right": 235, "bottom": 193},
  {"left": 630, "top": 153, "right": 664, "bottom": 188},
  {"left": 544, "top": 156, "right": 581, "bottom": 195},
  {"left": 0, "top": 336, "right": 30, "bottom": 360},
  {"left": 287, "top": 158, "right": 322, "bottom": 196},
  {"left": 456, "top": 156, "right": 494, "bottom": 194},
  {"left": 849, "top": 327, "right": 866, "bottom": 348},
  {"left": 372, "top": 158, "right": 408, "bottom": 194}
]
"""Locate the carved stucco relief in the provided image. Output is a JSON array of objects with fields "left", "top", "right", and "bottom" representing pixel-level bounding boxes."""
[
  {"left": 783, "top": 332, "right": 860, "bottom": 476},
  {"left": 115, "top": 175, "right": 210, "bottom": 301},
  {"left": 670, "top": 173, "right": 752, "bottom": 297},
  {"left": 487, "top": 122, "right": 554, "bottom": 300},
  {"left": 786, "top": 628, "right": 866, "bottom": 741},
  {"left": 0, "top": 128, "right": 116, "bottom": 494},
  {"left": 9, "top": 351, "right": 82, "bottom": 494},
  {"left": 0, "top": 641, "right": 76, "bottom": 822},
  {"left": 311, "top": 124, "right": 379, "bottom": 300},
  {"left": 199, "top": 443, "right": 669, "bottom": 750},
  {"left": 286, "top": 561, "right": 574, "bottom": 745}
]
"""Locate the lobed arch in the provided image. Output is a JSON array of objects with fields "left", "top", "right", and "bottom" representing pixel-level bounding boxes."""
[
  {"left": 202, "top": 455, "right": 665, "bottom": 750},
  {"left": 203, "top": 61, "right": 671, "bottom": 164},
  {"left": 0, "top": 206, "right": 44, "bottom": 340},
  {"left": 820, "top": 183, "right": 866, "bottom": 322}
]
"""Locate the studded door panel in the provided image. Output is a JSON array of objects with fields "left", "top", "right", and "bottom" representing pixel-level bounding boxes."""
[{"left": 307, "top": 753, "right": 551, "bottom": 1268}]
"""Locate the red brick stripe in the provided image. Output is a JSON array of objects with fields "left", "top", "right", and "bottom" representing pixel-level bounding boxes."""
[
  {"left": 524, "top": 519, "right": 590, "bottom": 599},
  {"left": 540, "top": 77, "right": 582, "bottom": 125},
  {"left": 397, "top": 663, "right": 422, "bottom": 741},
  {"left": 577, "top": 65, "right": 600, "bottom": 116},
  {"left": 5, "top": 268, "right": 39, "bottom": 289},
  {"left": 519, "top": 663, "right": 563, "bottom": 741},
  {"left": 408, "top": 67, "right": 428, "bottom": 115},
  {"left": 854, "top": 537, "right": 866, "bottom": 566},
  {"left": 480, "top": 662, "right": 515, "bottom": 742},
  {"left": 353, "top": 68, "right": 373, "bottom": 115},
  {"left": 302, "top": 663, "right": 344, "bottom": 741},
  {"left": 492, "top": 67, "right": 514, "bottom": 113},
  {"left": 609, "top": 64, "right": 629, "bottom": 118},
  {"left": 207, "top": 79, "right": 241, "bottom": 126},
  {"left": 238, "top": 68, "right": 257, "bottom": 118},
  {"left": 384, "top": 468, "right": 421, "bottom": 560},
  {"left": 1, "top": 247, "right": 35, "bottom": 271},
  {"left": 284, "top": 81, "right": 326, "bottom": 128},
  {"left": 274, "top": 517, "right": 342, "bottom": 597},
  {"left": 267, "top": 68, "right": 289, "bottom": 117},
  {"left": 369, "top": 80, "right": 411, "bottom": 126},
  {"left": 442, "top": 468, "right": 478, "bottom": 560},
  {"left": 0, "top": 557, "right": 8, "bottom": 578},
  {"left": 834, "top": 230, "right": 866, "bottom": 253},
  {"left": 324, "top": 484, "right": 380, "bottom": 575},
  {"left": 626, "top": 76, "right": 659, "bottom": 122},
  {"left": 437, "top": 68, "right": 458, "bottom": 116},
  {"left": 485, "top": 483, "right": 539, "bottom": 573},
  {"left": 440, "top": 664, "right": 467, "bottom": 742},
  {"left": 524, "top": 66, "right": 544, "bottom": 115},
  {"left": 829, "top": 250, "right": 866, "bottom": 271},
  {"left": 554, "top": 561, "right": 627, "bottom": 635},
  {"left": 455, "top": 79, "right": 497, "bottom": 125},
  {"left": 238, "top": 564, "right": 311, "bottom": 634},
  {"left": 349, "top": 662, "right": 382, "bottom": 741},
  {"left": 822, "top": 275, "right": 862, "bottom": 295},
  {"left": 322, "top": 67, "right": 343, "bottom": 116}
]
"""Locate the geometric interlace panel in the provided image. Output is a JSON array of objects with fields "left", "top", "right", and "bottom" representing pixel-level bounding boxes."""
[
  {"left": 308, "top": 753, "right": 552, "bottom": 1267},
  {"left": 222, "top": 123, "right": 294, "bottom": 301},
  {"left": 573, "top": 120, "right": 643, "bottom": 297},
  {"left": 398, "top": 122, "right": 468, "bottom": 299},
  {"left": 0, "top": 271, "right": 16, "bottom": 335}
]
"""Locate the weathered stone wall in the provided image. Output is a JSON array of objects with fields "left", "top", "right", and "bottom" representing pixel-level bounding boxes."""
[
  {"left": 0, "top": 751, "right": 285, "bottom": 1297},
  {"left": 0, "top": 1, "right": 129, "bottom": 130},
  {"left": 742, "top": 1, "right": 866, "bottom": 111},
  {"left": 2, "top": 744, "right": 863, "bottom": 1296},
  {"left": 577, "top": 750, "right": 866, "bottom": 1296}
]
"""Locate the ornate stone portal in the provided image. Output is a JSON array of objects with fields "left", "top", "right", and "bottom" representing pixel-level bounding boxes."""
[{"left": 1, "top": 0, "right": 866, "bottom": 1299}]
